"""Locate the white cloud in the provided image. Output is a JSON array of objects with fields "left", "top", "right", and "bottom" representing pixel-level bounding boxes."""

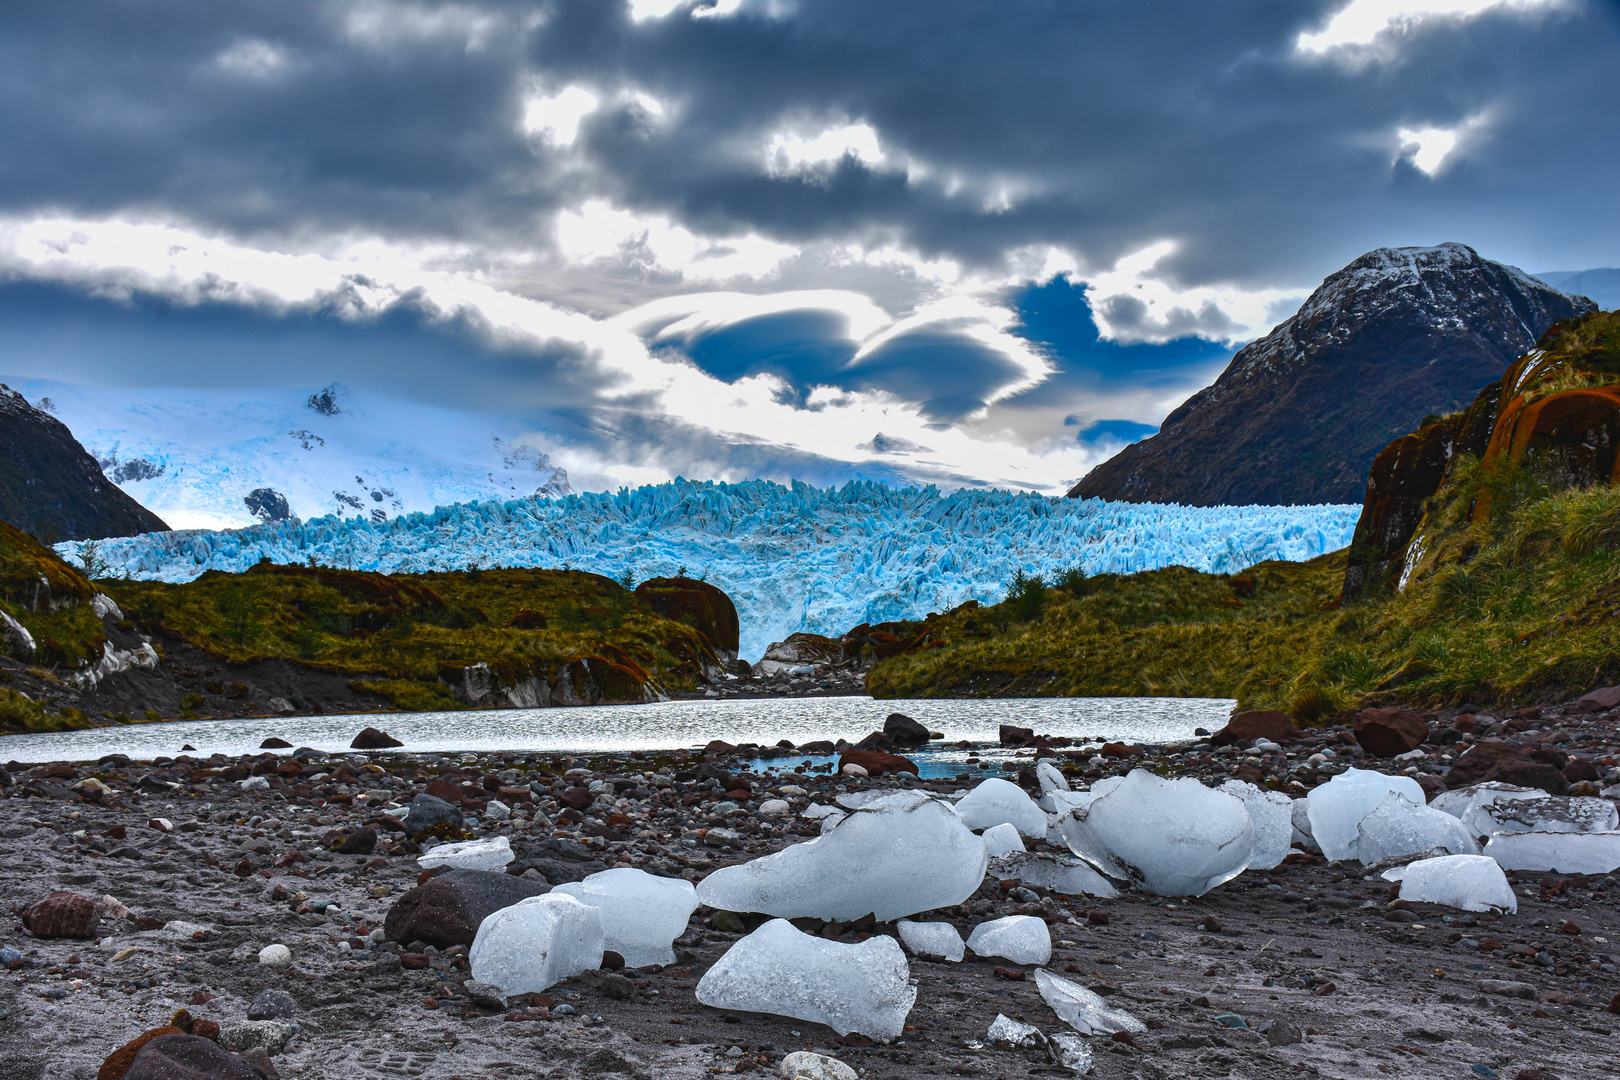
[
  {"left": 213, "top": 39, "right": 290, "bottom": 79},
  {"left": 342, "top": 1, "right": 520, "bottom": 52},
  {"left": 555, "top": 199, "right": 799, "bottom": 282},
  {"left": 1297, "top": 0, "right": 1569, "bottom": 56},
  {"left": 1080, "top": 241, "right": 1306, "bottom": 346},
  {"left": 1394, "top": 111, "right": 1488, "bottom": 176},
  {"left": 521, "top": 85, "right": 602, "bottom": 147},
  {"left": 616, "top": 289, "right": 893, "bottom": 345},
  {"left": 766, "top": 122, "right": 885, "bottom": 175}
]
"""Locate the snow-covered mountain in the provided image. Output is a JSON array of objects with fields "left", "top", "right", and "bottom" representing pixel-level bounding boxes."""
[
  {"left": 1071, "top": 243, "right": 1597, "bottom": 507},
  {"left": 6, "top": 379, "right": 570, "bottom": 530},
  {"left": 72, "top": 479, "right": 1359, "bottom": 659}
]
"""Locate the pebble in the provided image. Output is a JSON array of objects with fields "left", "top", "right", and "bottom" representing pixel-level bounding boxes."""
[
  {"left": 757, "top": 799, "right": 790, "bottom": 816},
  {"left": 779, "top": 1051, "right": 859, "bottom": 1080},
  {"left": 218, "top": 1019, "right": 297, "bottom": 1055},
  {"left": 257, "top": 944, "right": 293, "bottom": 969},
  {"left": 246, "top": 989, "right": 299, "bottom": 1020}
]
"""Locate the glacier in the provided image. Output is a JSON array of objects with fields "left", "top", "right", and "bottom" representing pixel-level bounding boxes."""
[{"left": 70, "top": 479, "right": 1359, "bottom": 659}]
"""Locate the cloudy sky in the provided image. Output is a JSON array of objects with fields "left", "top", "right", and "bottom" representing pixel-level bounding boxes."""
[{"left": 0, "top": 0, "right": 1616, "bottom": 497}]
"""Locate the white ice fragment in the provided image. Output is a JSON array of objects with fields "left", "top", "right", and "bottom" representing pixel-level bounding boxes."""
[
  {"left": 1033, "top": 968, "right": 1145, "bottom": 1035},
  {"left": 1470, "top": 795, "right": 1618, "bottom": 837},
  {"left": 981, "top": 823, "right": 1026, "bottom": 857},
  {"left": 1305, "top": 768, "right": 1425, "bottom": 862},
  {"left": 1397, "top": 854, "right": 1517, "bottom": 913},
  {"left": 697, "top": 791, "right": 986, "bottom": 921},
  {"left": 966, "top": 915, "right": 1051, "bottom": 965},
  {"left": 1355, "top": 792, "right": 1478, "bottom": 865},
  {"left": 1057, "top": 769, "right": 1253, "bottom": 896},
  {"left": 1041, "top": 788, "right": 1097, "bottom": 821},
  {"left": 955, "top": 778, "right": 1048, "bottom": 838},
  {"left": 988, "top": 852, "right": 1118, "bottom": 899},
  {"left": 1483, "top": 830, "right": 1620, "bottom": 875},
  {"left": 987, "top": 1013, "right": 1048, "bottom": 1053},
  {"left": 1220, "top": 779, "right": 1294, "bottom": 870},
  {"left": 469, "top": 894, "right": 604, "bottom": 994},
  {"left": 1430, "top": 781, "right": 1537, "bottom": 819},
  {"left": 802, "top": 803, "right": 842, "bottom": 819},
  {"left": 418, "top": 835, "right": 514, "bottom": 872},
  {"left": 1037, "top": 760, "right": 1068, "bottom": 794},
  {"left": 1291, "top": 797, "right": 1317, "bottom": 849},
  {"left": 1048, "top": 1031, "right": 1094, "bottom": 1074},
  {"left": 895, "top": 920, "right": 965, "bottom": 962},
  {"left": 551, "top": 867, "right": 698, "bottom": 967},
  {"left": 694, "top": 919, "right": 915, "bottom": 1040}
]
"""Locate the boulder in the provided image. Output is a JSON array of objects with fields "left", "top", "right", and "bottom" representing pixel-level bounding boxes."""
[
  {"left": 1564, "top": 757, "right": 1601, "bottom": 783},
  {"left": 837, "top": 749, "right": 918, "bottom": 777},
  {"left": 23, "top": 890, "right": 97, "bottom": 939},
  {"left": 123, "top": 1034, "right": 268, "bottom": 1080},
  {"left": 1211, "top": 710, "right": 1301, "bottom": 746},
  {"left": 350, "top": 727, "right": 403, "bottom": 750},
  {"left": 96, "top": 1027, "right": 186, "bottom": 1080},
  {"left": 403, "top": 793, "right": 465, "bottom": 839},
  {"left": 1353, "top": 707, "right": 1429, "bottom": 757},
  {"left": 331, "top": 827, "right": 377, "bottom": 855},
  {"left": 384, "top": 868, "right": 551, "bottom": 950},
  {"left": 258, "top": 738, "right": 292, "bottom": 750},
  {"left": 1446, "top": 742, "right": 1570, "bottom": 796},
  {"left": 999, "top": 724, "right": 1035, "bottom": 747},
  {"left": 883, "top": 712, "right": 932, "bottom": 746},
  {"left": 1576, "top": 685, "right": 1620, "bottom": 713}
]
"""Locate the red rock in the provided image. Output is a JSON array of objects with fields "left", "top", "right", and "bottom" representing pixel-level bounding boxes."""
[
  {"left": 1311, "top": 982, "right": 1336, "bottom": 996},
  {"left": 423, "top": 779, "right": 466, "bottom": 804},
  {"left": 1610, "top": 992, "right": 1620, "bottom": 1015},
  {"left": 1099, "top": 743, "right": 1144, "bottom": 758},
  {"left": 1576, "top": 685, "right": 1620, "bottom": 713},
  {"left": 97, "top": 1027, "right": 186, "bottom": 1080},
  {"left": 557, "top": 787, "right": 593, "bottom": 810},
  {"left": 999, "top": 724, "right": 1035, "bottom": 747},
  {"left": 350, "top": 727, "right": 403, "bottom": 749},
  {"left": 1530, "top": 747, "right": 1569, "bottom": 768},
  {"left": 1559, "top": 920, "right": 1581, "bottom": 935},
  {"left": 400, "top": 953, "right": 430, "bottom": 969},
  {"left": 22, "top": 891, "right": 97, "bottom": 939},
  {"left": 189, "top": 1019, "right": 219, "bottom": 1042},
  {"left": 1563, "top": 757, "right": 1601, "bottom": 783},
  {"left": 1447, "top": 741, "right": 1570, "bottom": 795},
  {"left": 259, "top": 738, "right": 293, "bottom": 750},
  {"left": 836, "top": 749, "right": 918, "bottom": 777},
  {"left": 188, "top": 992, "right": 214, "bottom": 1006},
  {"left": 1353, "top": 707, "right": 1429, "bottom": 757},
  {"left": 991, "top": 966, "right": 1026, "bottom": 981},
  {"left": 1211, "top": 710, "right": 1300, "bottom": 746},
  {"left": 1452, "top": 714, "right": 1477, "bottom": 732},
  {"left": 122, "top": 1034, "right": 266, "bottom": 1080},
  {"left": 704, "top": 740, "right": 736, "bottom": 755}
]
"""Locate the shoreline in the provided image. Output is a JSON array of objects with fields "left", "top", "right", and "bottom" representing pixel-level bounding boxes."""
[{"left": 3, "top": 695, "right": 1617, "bottom": 1080}]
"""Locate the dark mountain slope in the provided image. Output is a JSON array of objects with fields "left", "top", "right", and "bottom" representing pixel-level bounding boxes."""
[
  {"left": 0, "top": 385, "right": 169, "bottom": 541},
  {"left": 1068, "top": 243, "right": 1596, "bottom": 506}
]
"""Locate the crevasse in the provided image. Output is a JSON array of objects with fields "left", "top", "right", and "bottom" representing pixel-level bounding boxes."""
[{"left": 68, "top": 480, "right": 1359, "bottom": 659}]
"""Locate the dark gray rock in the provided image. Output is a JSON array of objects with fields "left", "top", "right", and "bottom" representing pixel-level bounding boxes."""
[
  {"left": 246, "top": 989, "right": 298, "bottom": 1021},
  {"left": 125, "top": 1034, "right": 269, "bottom": 1079},
  {"left": 403, "top": 794, "right": 464, "bottom": 838},
  {"left": 383, "top": 869, "right": 550, "bottom": 950}
]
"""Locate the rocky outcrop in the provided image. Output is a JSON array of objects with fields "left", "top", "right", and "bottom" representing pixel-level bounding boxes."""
[
  {"left": 0, "top": 385, "right": 169, "bottom": 541},
  {"left": 1344, "top": 310, "right": 1620, "bottom": 599},
  {"left": 633, "top": 577, "right": 740, "bottom": 663},
  {"left": 1068, "top": 244, "right": 1597, "bottom": 507},
  {"left": 438, "top": 650, "right": 668, "bottom": 708},
  {"left": 243, "top": 488, "right": 296, "bottom": 524}
]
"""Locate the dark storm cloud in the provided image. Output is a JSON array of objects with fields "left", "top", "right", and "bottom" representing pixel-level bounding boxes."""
[{"left": 1, "top": 1, "right": 1614, "bottom": 282}]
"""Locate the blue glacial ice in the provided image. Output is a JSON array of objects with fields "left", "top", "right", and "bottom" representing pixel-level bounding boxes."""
[{"left": 71, "top": 479, "right": 1359, "bottom": 659}]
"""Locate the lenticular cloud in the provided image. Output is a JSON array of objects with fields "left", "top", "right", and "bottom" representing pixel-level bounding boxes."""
[{"left": 75, "top": 479, "right": 1357, "bottom": 658}]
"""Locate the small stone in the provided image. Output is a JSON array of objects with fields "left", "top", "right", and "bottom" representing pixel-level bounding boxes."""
[
  {"left": 840, "top": 764, "right": 869, "bottom": 778},
  {"left": 246, "top": 989, "right": 298, "bottom": 1021},
  {"left": 1479, "top": 980, "right": 1538, "bottom": 1000},
  {"left": 758, "top": 799, "right": 790, "bottom": 816},
  {"left": 1471, "top": 1066, "right": 1498, "bottom": 1079},
  {"left": 599, "top": 973, "right": 635, "bottom": 1000},
  {"left": 238, "top": 776, "right": 270, "bottom": 792},
  {"left": 1213, "top": 1012, "right": 1247, "bottom": 1028},
  {"left": 1263, "top": 1020, "right": 1302, "bottom": 1046},
  {"left": 483, "top": 799, "right": 511, "bottom": 823},
  {"left": 600, "top": 950, "right": 626, "bottom": 970},
  {"left": 257, "top": 944, "right": 292, "bottom": 969},
  {"left": 217, "top": 1019, "right": 297, "bottom": 1055},
  {"left": 22, "top": 891, "right": 97, "bottom": 939},
  {"left": 1198, "top": 915, "right": 1221, "bottom": 933},
  {"left": 778, "top": 1050, "right": 859, "bottom": 1080},
  {"left": 462, "top": 980, "right": 508, "bottom": 1010},
  {"left": 148, "top": 818, "right": 173, "bottom": 833}
]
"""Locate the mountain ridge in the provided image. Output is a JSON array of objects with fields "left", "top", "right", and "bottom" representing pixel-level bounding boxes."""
[{"left": 1068, "top": 243, "right": 1598, "bottom": 506}]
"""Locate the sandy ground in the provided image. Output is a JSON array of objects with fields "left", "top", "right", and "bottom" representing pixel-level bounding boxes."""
[{"left": 2, "top": 716, "right": 1618, "bottom": 1080}]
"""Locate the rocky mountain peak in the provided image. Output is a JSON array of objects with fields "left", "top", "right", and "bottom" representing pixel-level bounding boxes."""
[{"left": 1069, "top": 243, "right": 1598, "bottom": 507}]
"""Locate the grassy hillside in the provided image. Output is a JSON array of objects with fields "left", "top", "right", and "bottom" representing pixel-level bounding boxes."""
[
  {"left": 102, "top": 563, "right": 727, "bottom": 711},
  {"left": 872, "top": 312, "right": 1620, "bottom": 717}
]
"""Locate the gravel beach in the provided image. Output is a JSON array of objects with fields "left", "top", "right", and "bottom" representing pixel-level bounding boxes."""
[{"left": 3, "top": 702, "right": 1619, "bottom": 1080}]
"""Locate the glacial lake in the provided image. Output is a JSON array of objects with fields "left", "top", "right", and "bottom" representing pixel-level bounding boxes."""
[{"left": 0, "top": 695, "right": 1231, "bottom": 773}]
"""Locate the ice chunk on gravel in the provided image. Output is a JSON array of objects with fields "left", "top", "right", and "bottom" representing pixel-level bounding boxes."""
[
  {"left": 1483, "top": 831, "right": 1620, "bottom": 875},
  {"left": 1048, "top": 1031, "right": 1094, "bottom": 1074},
  {"left": 1220, "top": 780, "right": 1293, "bottom": 870},
  {"left": 988, "top": 852, "right": 1118, "bottom": 899},
  {"left": 896, "top": 920, "right": 965, "bottom": 962},
  {"left": 987, "top": 1014, "right": 1050, "bottom": 1058},
  {"left": 955, "top": 778, "right": 1049, "bottom": 837},
  {"left": 418, "top": 835, "right": 513, "bottom": 872},
  {"left": 695, "top": 919, "right": 916, "bottom": 1040},
  {"left": 552, "top": 867, "right": 698, "bottom": 967},
  {"left": 469, "top": 893, "right": 604, "bottom": 995},
  {"left": 1469, "top": 795, "right": 1618, "bottom": 837},
  {"left": 1305, "top": 768, "right": 1425, "bottom": 862},
  {"left": 966, "top": 915, "right": 1051, "bottom": 965},
  {"left": 1430, "top": 781, "right": 1540, "bottom": 821},
  {"left": 1355, "top": 792, "right": 1478, "bottom": 865},
  {"left": 1057, "top": 769, "right": 1253, "bottom": 896},
  {"left": 1034, "top": 968, "right": 1145, "bottom": 1035},
  {"left": 981, "top": 823, "right": 1026, "bottom": 857},
  {"left": 1397, "top": 854, "right": 1517, "bottom": 913},
  {"left": 698, "top": 790, "right": 986, "bottom": 921}
]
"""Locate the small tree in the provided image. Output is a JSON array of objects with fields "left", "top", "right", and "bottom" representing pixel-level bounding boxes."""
[
  {"left": 1007, "top": 569, "right": 1048, "bottom": 622},
  {"left": 618, "top": 568, "right": 636, "bottom": 590},
  {"left": 74, "top": 538, "right": 114, "bottom": 580},
  {"left": 1057, "top": 566, "right": 1088, "bottom": 595}
]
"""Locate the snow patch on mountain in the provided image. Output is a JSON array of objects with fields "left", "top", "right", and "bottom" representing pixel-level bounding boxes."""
[
  {"left": 73, "top": 480, "right": 1359, "bottom": 659},
  {"left": 4, "top": 379, "right": 570, "bottom": 529}
]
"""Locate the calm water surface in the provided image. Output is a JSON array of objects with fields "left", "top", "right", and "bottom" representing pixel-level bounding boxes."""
[{"left": 0, "top": 695, "right": 1231, "bottom": 768}]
